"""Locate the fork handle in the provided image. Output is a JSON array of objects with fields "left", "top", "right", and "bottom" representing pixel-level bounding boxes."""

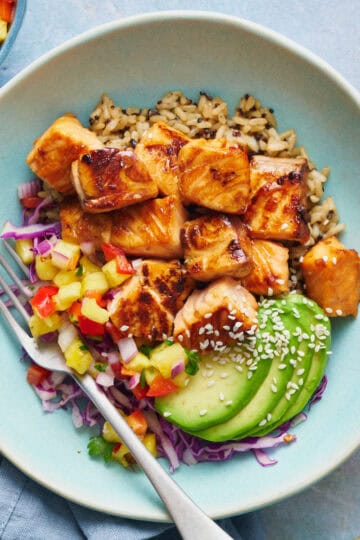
[{"left": 76, "top": 373, "right": 232, "bottom": 540}]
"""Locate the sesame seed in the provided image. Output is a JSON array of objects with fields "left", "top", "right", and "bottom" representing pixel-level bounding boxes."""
[
  {"left": 268, "top": 287, "right": 273, "bottom": 296},
  {"left": 280, "top": 223, "right": 288, "bottom": 230},
  {"left": 177, "top": 334, "right": 184, "bottom": 342},
  {"left": 267, "top": 413, "right": 272, "bottom": 421},
  {"left": 332, "top": 257, "right": 337, "bottom": 264},
  {"left": 278, "top": 363, "right": 287, "bottom": 370},
  {"left": 258, "top": 419, "right": 267, "bottom": 427},
  {"left": 207, "top": 380, "right": 215, "bottom": 388},
  {"left": 219, "top": 392, "right": 225, "bottom": 401},
  {"left": 120, "top": 325, "right": 129, "bottom": 331},
  {"left": 199, "top": 409, "right": 208, "bottom": 416},
  {"left": 297, "top": 368, "right": 305, "bottom": 375},
  {"left": 285, "top": 393, "right": 291, "bottom": 401},
  {"left": 204, "top": 313, "right": 212, "bottom": 319},
  {"left": 185, "top": 329, "right": 191, "bottom": 337},
  {"left": 198, "top": 327, "right": 205, "bottom": 335},
  {"left": 225, "top": 400, "right": 233, "bottom": 406},
  {"left": 325, "top": 307, "right": 333, "bottom": 314},
  {"left": 336, "top": 309, "right": 343, "bottom": 316},
  {"left": 163, "top": 411, "right": 171, "bottom": 417},
  {"left": 235, "top": 365, "right": 243, "bottom": 372},
  {"left": 271, "top": 384, "right": 278, "bottom": 393},
  {"left": 247, "top": 371, "right": 253, "bottom": 379},
  {"left": 220, "top": 372, "right": 229, "bottom": 378},
  {"left": 314, "top": 314, "right": 324, "bottom": 320},
  {"left": 322, "top": 255, "right": 328, "bottom": 263},
  {"left": 299, "top": 378, "right": 304, "bottom": 386},
  {"left": 276, "top": 279, "right": 285, "bottom": 285},
  {"left": 223, "top": 325, "right": 231, "bottom": 331}
]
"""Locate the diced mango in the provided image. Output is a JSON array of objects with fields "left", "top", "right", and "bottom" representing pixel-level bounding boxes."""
[
  {"left": 53, "top": 269, "right": 81, "bottom": 287},
  {"left": 172, "top": 370, "right": 190, "bottom": 388},
  {"left": 29, "top": 312, "right": 62, "bottom": 337},
  {"left": 102, "top": 420, "right": 121, "bottom": 443},
  {"left": 80, "top": 255, "right": 101, "bottom": 275},
  {"left": 112, "top": 443, "right": 131, "bottom": 467},
  {"left": 54, "top": 282, "right": 82, "bottom": 311},
  {"left": 64, "top": 337, "right": 92, "bottom": 374},
  {"left": 35, "top": 255, "right": 58, "bottom": 281},
  {"left": 150, "top": 342, "right": 187, "bottom": 379},
  {"left": 51, "top": 240, "right": 81, "bottom": 270},
  {"left": 15, "top": 239, "right": 34, "bottom": 265},
  {"left": 143, "top": 366, "right": 159, "bottom": 385},
  {"left": 143, "top": 433, "right": 157, "bottom": 457},
  {"left": 102, "top": 258, "right": 132, "bottom": 287},
  {"left": 126, "top": 352, "right": 152, "bottom": 373},
  {"left": 81, "top": 297, "right": 109, "bottom": 324},
  {"left": 81, "top": 271, "right": 109, "bottom": 295}
]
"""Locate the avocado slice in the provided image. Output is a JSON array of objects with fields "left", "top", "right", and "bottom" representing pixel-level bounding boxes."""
[
  {"left": 155, "top": 346, "right": 270, "bottom": 432},
  {"left": 187, "top": 297, "right": 296, "bottom": 442},
  {"left": 193, "top": 294, "right": 331, "bottom": 442},
  {"left": 250, "top": 296, "right": 329, "bottom": 436}
]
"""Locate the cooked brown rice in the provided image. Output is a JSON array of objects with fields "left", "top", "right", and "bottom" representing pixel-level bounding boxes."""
[{"left": 88, "top": 90, "right": 345, "bottom": 287}]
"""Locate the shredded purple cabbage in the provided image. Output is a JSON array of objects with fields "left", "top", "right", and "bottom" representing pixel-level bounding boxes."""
[{"left": 27, "top": 365, "right": 327, "bottom": 472}]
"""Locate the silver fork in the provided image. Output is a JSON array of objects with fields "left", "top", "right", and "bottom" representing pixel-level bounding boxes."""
[{"left": 0, "top": 241, "right": 232, "bottom": 540}]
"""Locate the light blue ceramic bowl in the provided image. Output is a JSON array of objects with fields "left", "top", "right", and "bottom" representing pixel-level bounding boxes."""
[
  {"left": 0, "top": 11, "right": 359, "bottom": 521},
  {"left": 0, "top": 0, "right": 26, "bottom": 65}
]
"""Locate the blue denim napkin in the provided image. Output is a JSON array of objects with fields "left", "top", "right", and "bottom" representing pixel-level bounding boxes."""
[{"left": 1, "top": 451, "right": 360, "bottom": 539}]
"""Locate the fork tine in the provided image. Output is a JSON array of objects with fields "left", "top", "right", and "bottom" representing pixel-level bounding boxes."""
[
  {"left": 0, "top": 271, "right": 30, "bottom": 322},
  {"left": 3, "top": 239, "right": 31, "bottom": 279},
  {"left": 0, "top": 252, "right": 33, "bottom": 298},
  {"left": 0, "top": 297, "right": 33, "bottom": 350}
]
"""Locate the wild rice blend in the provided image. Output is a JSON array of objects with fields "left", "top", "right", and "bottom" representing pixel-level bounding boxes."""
[{"left": 88, "top": 91, "right": 345, "bottom": 284}]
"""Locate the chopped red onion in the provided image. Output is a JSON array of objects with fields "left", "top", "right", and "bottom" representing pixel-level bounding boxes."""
[
  {"left": 171, "top": 360, "right": 185, "bottom": 378},
  {"left": 33, "top": 386, "right": 57, "bottom": 401},
  {"left": 107, "top": 350, "right": 121, "bottom": 367},
  {"left": 96, "top": 371, "right": 115, "bottom": 388},
  {"left": 51, "top": 249, "right": 70, "bottom": 269},
  {"left": 80, "top": 241, "right": 95, "bottom": 256},
  {"left": 117, "top": 337, "right": 138, "bottom": 363},
  {"left": 35, "top": 235, "right": 57, "bottom": 256},
  {"left": 131, "top": 258, "right": 143, "bottom": 271},
  {"left": 58, "top": 323, "right": 78, "bottom": 353},
  {"left": 128, "top": 373, "right": 140, "bottom": 390},
  {"left": 17, "top": 179, "right": 41, "bottom": 200}
]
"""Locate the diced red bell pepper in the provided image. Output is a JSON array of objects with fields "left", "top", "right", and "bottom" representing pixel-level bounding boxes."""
[
  {"left": 114, "top": 254, "right": 134, "bottom": 275},
  {"left": 0, "top": 0, "right": 15, "bottom": 23},
  {"left": 78, "top": 315, "right": 105, "bottom": 337},
  {"left": 126, "top": 409, "right": 148, "bottom": 437},
  {"left": 30, "top": 285, "right": 59, "bottom": 318},
  {"left": 102, "top": 243, "right": 134, "bottom": 274},
  {"left": 146, "top": 374, "right": 179, "bottom": 397},
  {"left": 102, "top": 242, "right": 126, "bottom": 262},
  {"left": 132, "top": 384, "right": 148, "bottom": 400},
  {"left": 26, "top": 364, "right": 51, "bottom": 386},
  {"left": 110, "top": 361, "right": 123, "bottom": 380},
  {"left": 20, "top": 196, "right": 42, "bottom": 209},
  {"left": 105, "top": 321, "right": 123, "bottom": 342}
]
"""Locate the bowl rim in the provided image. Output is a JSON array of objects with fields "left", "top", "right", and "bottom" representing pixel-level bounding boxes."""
[
  {"left": 0, "top": 0, "right": 27, "bottom": 66},
  {"left": 1, "top": 9, "right": 359, "bottom": 105},
  {"left": 0, "top": 10, "right": 359, "bottom": 521}
]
